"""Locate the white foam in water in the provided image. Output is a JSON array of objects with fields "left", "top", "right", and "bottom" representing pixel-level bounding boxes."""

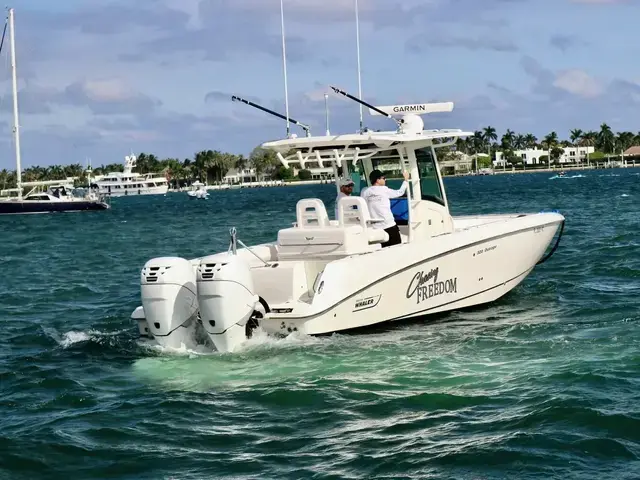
[
  {"left": 237, "top": 326, "right": 323, "bottom": 352},
  {"left": 60, "top": 331, "right": 91, "bottom": 347},
  {"left": 136, "top": 326, "right": 321, "bottom": 358},
  {"left": 130, "top": 327, "right": 398, "bottom": 392},
  {"left": 43, "top": 327, "right": 130, "bottom": 349},
  {"left": 140, "top": 341, "right": 216, "bottom": 358},
  {"left": 549, "top": 174, "right": 585, "bottom": 180}
]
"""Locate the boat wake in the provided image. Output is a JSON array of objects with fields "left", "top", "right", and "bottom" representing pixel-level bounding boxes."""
[
  {"left": 136, "top": 326, "right": 317, "bottom": 357},
  {"left": 549, "top": 174, "right": 585, "bottom": 180}
]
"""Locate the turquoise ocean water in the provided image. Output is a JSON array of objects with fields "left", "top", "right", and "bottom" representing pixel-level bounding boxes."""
[{"left": 1, "top": 169, "right": 639, "bottom": 479}]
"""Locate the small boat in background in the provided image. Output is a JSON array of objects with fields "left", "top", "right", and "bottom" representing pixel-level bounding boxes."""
[{"left": 187, "top": 181, "right": 209, "bottom": 199}]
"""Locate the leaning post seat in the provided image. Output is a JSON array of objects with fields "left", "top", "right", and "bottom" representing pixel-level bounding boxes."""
[
  {"left": 295, "top": 198, "right": 331, "bottom": 228},
  {"left": 338, "top": 196, "right": 389, "bottom": 244},
  {"left": 277, "top": 198, "right": 385, "bottom": 259}
]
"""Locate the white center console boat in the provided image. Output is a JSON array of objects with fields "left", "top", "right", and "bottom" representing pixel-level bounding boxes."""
[
  {"left": 187, "top": 181, "right": 209, "bottom": 199},
  {"left": 131, "top": 88, "right": 565, "bottom": 353}
]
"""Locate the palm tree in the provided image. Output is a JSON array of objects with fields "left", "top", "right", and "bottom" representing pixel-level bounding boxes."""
[
  {"left": 235, "top": 155, "right": 248, "bottom": 172},
  {"left": 542, "top": 132, "right": 559, "bottom": 168},
  {"left": 136, "top": 153, "right": 149, "bottom": 173},
  {"left": 617, "top": 131, "right": 635, "bottom": 164},
  {"left": 471, "top": 130, "right": 484, "bottom": 172},
  {"left": 250, "top": 147, "right": 279, "bottom": 179},
  {"left": 581, "top": 131, "right": 597, "bottom": 167},
  {"left": 524, "top": 133, "right": 537, "bottom": 149},
  {"left": 501, "top": 129, "right": 515, "bottom": 149},
  {"left": 193, "top": 150, "right": 209, "bottom": 182},
  {"left": 482, "top": 126, "right": 498, "bottom": 161},
  {"left": 570, "top": 129, "right": 583, "bottom": 165},
  {"left": 500, "top": 130, "right": 516, "bottom": 171},
  {"left": 597, "top": 123, "right": 615, "bottom": 154},
  {"left": 455, "top": 137, "right": 467, "bottom": 154}
]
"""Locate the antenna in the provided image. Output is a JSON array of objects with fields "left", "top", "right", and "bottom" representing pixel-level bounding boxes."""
[
  {"left": 279, "top": 0, "right": 290, "bottom": 137},
  {"left": 354, "top": 0, "right": 363, "bottom": 133},
  {"left": 324, "top": 93, "right": 330, "bottom": 136},
  {"left": 330, "top": 85, "right": 403, "bottom": 129},
  {"left": 232, "top": 95, "right": 311, "bottom": 137}
]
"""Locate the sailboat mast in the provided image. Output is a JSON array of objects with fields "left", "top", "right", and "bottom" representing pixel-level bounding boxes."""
[{"left": 8, "top": 8, "right": 22, "bottom": 199}]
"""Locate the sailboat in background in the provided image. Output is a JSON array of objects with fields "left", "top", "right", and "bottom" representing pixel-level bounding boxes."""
[{"left": 0, "top": 8, "right": 109, "bottom": 215}]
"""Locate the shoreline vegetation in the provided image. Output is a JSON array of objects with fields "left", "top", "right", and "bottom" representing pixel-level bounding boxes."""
[
  {"left": 1, "top": 123, "right": 639, "bottom": 190},
  {"left": 443, "top": 123, "right": 640, "bottom": 174}
]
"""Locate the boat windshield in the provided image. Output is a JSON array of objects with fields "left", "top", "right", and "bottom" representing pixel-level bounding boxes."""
[
  {"left": 415, "top": 147, "right": 445, "bottom": 206},
  {"left": 349, "top": 148, "right": 413, "bottom": 197},
  {"left": 24, "top": 194, "right": 50, "bottom": 201},
  {"left": 344, "top": 147, "right": 444, "bottom": 207}
]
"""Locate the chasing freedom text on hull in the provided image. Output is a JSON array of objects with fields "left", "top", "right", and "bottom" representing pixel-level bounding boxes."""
[{"left": 406, "top": 268, "right": 458, "bottom": 305}]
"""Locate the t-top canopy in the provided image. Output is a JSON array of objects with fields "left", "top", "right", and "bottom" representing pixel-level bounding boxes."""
[{"left": 261, "top": 128, "right": 473, "bottom": 169}]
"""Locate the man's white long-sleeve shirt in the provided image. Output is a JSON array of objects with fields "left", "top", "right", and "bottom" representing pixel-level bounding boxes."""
[
  {"left": 335, "top": 191, "right": 348, "bottom": 219},
  {"left": 361, "top": 181, "right": 408, "bottom": 229}
]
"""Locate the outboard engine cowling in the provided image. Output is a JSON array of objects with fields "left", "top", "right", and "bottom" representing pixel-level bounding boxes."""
[
  {"left": 197, "top": 253, "right": 260, "bottom": 353},
  {"left": 140, "top": 257, "right": 199, "bottom": 349},
  {"left": 131, "top": 306, "right": 149, "bottom": 338}
]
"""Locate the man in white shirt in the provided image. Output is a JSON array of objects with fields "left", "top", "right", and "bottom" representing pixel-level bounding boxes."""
[
  {"left": 335, "top": 177, "right": 355, "bottom": 219},
  {"left": 361, "top": 169, "right": 409, "bottom": 247}
]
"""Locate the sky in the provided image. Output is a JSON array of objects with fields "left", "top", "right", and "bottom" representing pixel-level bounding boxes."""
[{"left": 0, "top": 0, "right": 639, "bottom": 170}]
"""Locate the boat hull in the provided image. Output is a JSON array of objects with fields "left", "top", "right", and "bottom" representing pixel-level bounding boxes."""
[
  {"left": 0, "top": 199, "right": 109, "bottom": 215},
  {"left": 262, "top": 214, "right": 563, "bottom": 336},
  {"left": 99, "top": 185, "right": 168, "bottom": 197}
]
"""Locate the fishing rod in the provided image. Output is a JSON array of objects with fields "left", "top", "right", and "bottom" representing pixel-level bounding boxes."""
[
  {"left": 231, "top": 95, "right": 311, "bottom": 137},
  {"left": 329, "top": 85, "right": 404, "bottom": 130}
]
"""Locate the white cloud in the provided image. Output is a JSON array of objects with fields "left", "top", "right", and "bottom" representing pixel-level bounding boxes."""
[
  {"left": 553, "top": 70, "right": 603, "bottom": 98},
  {"left": 80, "top": 79, "right": 137, "bottom": 103}
]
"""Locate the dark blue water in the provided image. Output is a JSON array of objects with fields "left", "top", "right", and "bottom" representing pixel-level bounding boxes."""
[{"left": 1, "top": 169, "right": 639, "bottom": 479}]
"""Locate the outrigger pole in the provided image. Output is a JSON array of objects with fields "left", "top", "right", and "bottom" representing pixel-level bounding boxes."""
[
  {"left": 231, "top": 95, "right": 311, "bottom": 137},
  {"left": 329, "top": 86, "right": 404, "bottom": 130}
]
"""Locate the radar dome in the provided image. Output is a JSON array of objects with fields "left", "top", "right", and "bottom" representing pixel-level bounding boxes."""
[{"left": 400, "top": 114, "right": 424, "bottom": 134}]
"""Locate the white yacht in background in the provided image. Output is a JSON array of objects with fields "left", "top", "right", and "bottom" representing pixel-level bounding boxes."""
[
  {"left": 129, "top": 89, "right": 565, "bottom": 354},
  {"left": 94, "top": 155, "right": 169, "bottom": 197}
]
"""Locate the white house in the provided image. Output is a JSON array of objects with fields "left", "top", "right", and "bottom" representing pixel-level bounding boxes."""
[
  {"left": 223, "top": 167, "right": 271, "bottom": 184},
  {"left": 292, "top": 167, "right": 333, "bottom": 180},
  {"left": 439, "top": 151, "right": 474, "bottom": 173},
  {"left": 494, "top": 146, "right": 595, "bottom": 167}
]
